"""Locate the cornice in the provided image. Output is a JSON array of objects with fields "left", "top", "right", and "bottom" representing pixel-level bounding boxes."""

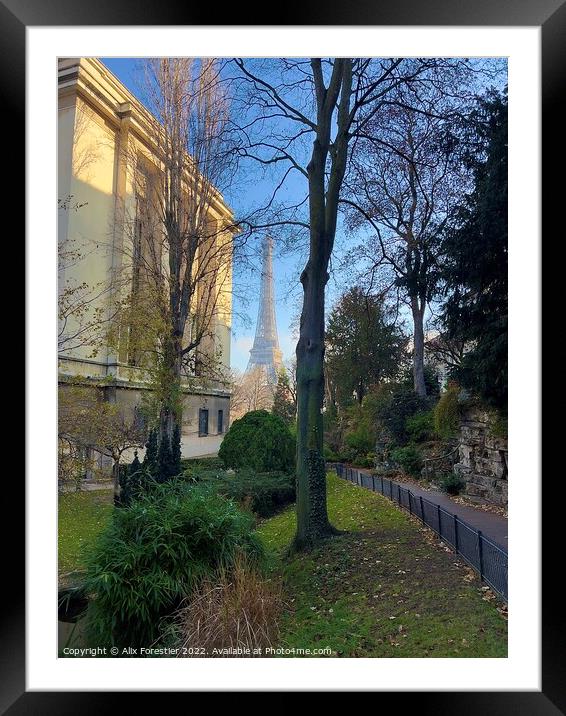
[{"left": 58, "top": 57, "right": 235, "bottom": 223}]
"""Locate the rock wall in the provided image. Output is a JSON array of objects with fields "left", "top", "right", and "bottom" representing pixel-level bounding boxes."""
[{"left": 454, "top": 406, "right": 508, "bottom": 506}]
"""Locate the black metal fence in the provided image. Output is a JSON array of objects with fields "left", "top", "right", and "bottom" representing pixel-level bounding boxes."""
[{"left": 330, "top": 463, "right": 508, "bottom": 601}]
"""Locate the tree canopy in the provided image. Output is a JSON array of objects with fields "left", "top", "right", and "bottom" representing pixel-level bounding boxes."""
[
  {"left": 325, "top": 287, "right": 407, "bottom": 407},
  {"left": 439, "top": 89, "right": 508, "bottom": 413}
]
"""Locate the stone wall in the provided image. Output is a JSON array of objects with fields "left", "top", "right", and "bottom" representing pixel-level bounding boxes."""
[{"left": 453, "top": 406, "right": 508, "bottom": 506}]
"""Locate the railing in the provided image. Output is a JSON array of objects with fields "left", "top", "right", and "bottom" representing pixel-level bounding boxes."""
[{"left": 329, "top": 463, "right": 508, "bottom": 602}]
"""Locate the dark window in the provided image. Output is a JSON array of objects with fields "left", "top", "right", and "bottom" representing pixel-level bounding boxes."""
[
  {"left": 198, "top": 408, "right": 209, "bottom": 437},
  {"left": 217, "top": 410, "right": 224, "bottom": 434}
]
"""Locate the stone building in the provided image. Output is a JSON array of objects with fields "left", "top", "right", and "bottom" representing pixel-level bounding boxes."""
[{"left": 58, "top": 58, "right": 235, "bottom": 461}]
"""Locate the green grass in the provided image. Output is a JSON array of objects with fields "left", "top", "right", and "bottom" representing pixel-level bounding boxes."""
[
  {"left": 256, "top": 472, "right": 507, "bottom": 657},
  {"left": 58, "top": 490, "right": 113, "bottom": 586}
]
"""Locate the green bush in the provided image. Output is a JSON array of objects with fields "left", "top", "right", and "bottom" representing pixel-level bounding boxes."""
[
  {"left": 390, "top": 445, "right": 423, "bottom": 477},
  {"left": 323, "top": 445, "right": 341, "bottom": 462},
  {"left": 200, "top": 469, "right": 295, "bottom": 518},
  {"left": 118, "top": 453, "right": 155, "bottom": 508},
  {"left": 434, "top": 382, "right": 461, "bottom": 439},
  {"left": 83, "top": 480, "right": 263, "bottom": 648},
  {"left": 355, "top": 452, "right": 377, "bottom": 469},
  {"left": 377, "top": 386, "right": 429, "bottom": 444},
  {"left": 180, "top": 456, "right": 225, "bottom": 475},
  {"left": 439, "top": 472, "right": 466, "bottom": 495},
  {"left": 344, "top": 424, "right": 374, "bottom": 456},
  {"left": 406, "top": 410, "right": 436, "bottom": 443},
  {"left": 218, "top": 410, "right": 295, "bottom": 473}
]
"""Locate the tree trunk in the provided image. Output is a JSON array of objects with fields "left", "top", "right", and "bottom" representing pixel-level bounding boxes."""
[
  {"left": 158, "top": 331, "right": 183, "bottom": 444},
  {"left": 293, "top": 257, "right": 337, "bottom": 550},
  {"left": 291, "top": 58, "right": 352, "bottom": 551},
  {"left": 112, "top": 456, "right": 121, "bottom": 506},
  {"left": 411, "top": 297, "right": 426, "bottom": 397}
]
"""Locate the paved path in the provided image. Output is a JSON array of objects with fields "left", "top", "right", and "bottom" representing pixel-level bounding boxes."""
[
  {"left": 347, "top": 467, "right": 508, "bottom": 552},
  {"left": 394, "top": 478, "right": 507, "bottom": 551}
]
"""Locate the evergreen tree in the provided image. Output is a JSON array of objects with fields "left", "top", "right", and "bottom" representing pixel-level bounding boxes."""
[
  {"left": 142, "top": 427, "right": 158, "bottom": 477},
  {"left": 156, "top": 433, "right": 173, "bottom": 483},
  {"left": 440, "top": 89, "right": 508, "bottom": 413},
  {"left": 118, "top": 450, "right": 143, "bottom": 507},
  {"left": 325, "top": 287, "right": 408, "bottom": 408},
  {"left": 171, "top": 423, "right": 182, "bottom": 478},
  {"left": 272, "top": 369, "right": 296, "bottom": 425},
  {"left": 130, "top": 449, "right": 142, "bottom": 476}
]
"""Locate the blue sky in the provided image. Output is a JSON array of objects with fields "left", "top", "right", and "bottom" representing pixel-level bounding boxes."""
[
  {"left": 99, "top": 58, "right": 506, "bottom": 373},
  {"left": 101, "top": 57, "right": 311, "bottom": 373}
]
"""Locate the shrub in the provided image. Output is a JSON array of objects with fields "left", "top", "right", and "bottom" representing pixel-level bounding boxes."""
[
  {"left": 180, "top": 456, "right": 224, "bottom": 473},
  {"left": 377, "top": 386, "right": 429, "bottom": 444},
  {"left": 199, "top": 469, "right": 295, "bottom": 518},
  {"left": 117, "top": 451, "right": 154, "bottom": 507},
  {"left": 83, "top": 480, "right": 263, "bottom": 648},
  {"left": 406, "top": 410, "right": 436, "bottom": 443},
  {"left": 434, "top": 382, "right": 461, "bottom": 439},
  {"left": 355, "top": 452, "right": 377, "bottom": 469},
  {"left": 173, "top": 552, "right": 283, "bottom": 657},
  {"left": 323, "top": 445, "right": 341, "bottom": 463},
  {"left": 344, "top": 424, "right": 374, "bottom": 456},
  {"left": 218, "top": 410, "right": 295, "bottom": 473},
  {"left": 439, "top": 472, "right": 466, "bottom": 495},
  {"left": 390, "top": 445, "right": 423, "bottom": 477},
  {"left": 142, "top": 427, "right": 158, "bottom": 477}
]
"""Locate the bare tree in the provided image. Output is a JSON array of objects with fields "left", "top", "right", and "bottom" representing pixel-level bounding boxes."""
[
  {"left": 341, "top": 62, "right": 503, "bottom": 396},
  {"left": 228, "top": 366, "right": 275, "bottom": 420},
  {"left": 113, "top": 58, "right": 241, "bottom": 444},
  {"left": 232, "top": 58, "right": 454, "bottom": 548},
  {"left": 58, "top": 383, "right": 145, "bottom": 499}
]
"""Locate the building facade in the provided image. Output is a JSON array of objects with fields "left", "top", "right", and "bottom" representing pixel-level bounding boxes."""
[{"left": 58, "top": 58, "right": 235, "bottom": 460}]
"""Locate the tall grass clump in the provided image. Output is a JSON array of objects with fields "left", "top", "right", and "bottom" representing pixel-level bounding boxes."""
[
  {"left": 83, "top": 480, "right": 263, "bottom": 649},
  {"left": 174, "top": 552, "right": 283, "bottom": 657}
]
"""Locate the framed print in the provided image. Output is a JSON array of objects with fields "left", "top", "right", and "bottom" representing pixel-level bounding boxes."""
[{"left": 9, "top": 0, "right": 560, "bottom": 708}]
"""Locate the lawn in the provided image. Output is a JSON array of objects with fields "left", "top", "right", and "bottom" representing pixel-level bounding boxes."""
[
  {"left": 256, "top": 472, "right": 507, "bottom": 657},
  {"left": 57, "top": 474, "right": 507, "bottom": 657},
  {"left": 58, "top": 489, "right": 113, "bottom": 587}
]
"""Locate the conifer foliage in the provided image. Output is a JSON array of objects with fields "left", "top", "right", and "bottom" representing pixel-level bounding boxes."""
[
  {"left": 271, "top": 369, "right": 296, "bottom": 425},
  {"left": 142, "top": 428, "right": 158, "bottom": 477},
  {"left": 440, "top": 89, "right": 508, "bottom": 413}
]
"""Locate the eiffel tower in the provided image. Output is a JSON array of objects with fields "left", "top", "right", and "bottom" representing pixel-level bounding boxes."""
[{"left": 247, "top": 235, "right": 283, "bottom": 383}]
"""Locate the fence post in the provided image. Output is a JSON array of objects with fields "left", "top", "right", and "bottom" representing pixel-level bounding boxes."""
[
  {"left": 371, "top": 475, "right": 376, "bottom": 492},
  {"left": 380, "top": 476, "right": 384, "bottom": 494},
  {"left": 437, "top": 504, "right": 442, "bottom": 535},
  {"left": 477, "top": 530, "right": 484, "bottom": 580},
  {"left": 408, "top": 492, "right": 413, "bottom": 516},
  {"left": 419, "top": 496, "right": 425, "bottom": 525},
  {"left": 453, "top": 515, "right": 459, "bottom": 552}
]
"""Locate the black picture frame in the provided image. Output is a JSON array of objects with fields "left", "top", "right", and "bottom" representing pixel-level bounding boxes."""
[{"left": 10, "top": 0, "right": 559, "bottom": 708}]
